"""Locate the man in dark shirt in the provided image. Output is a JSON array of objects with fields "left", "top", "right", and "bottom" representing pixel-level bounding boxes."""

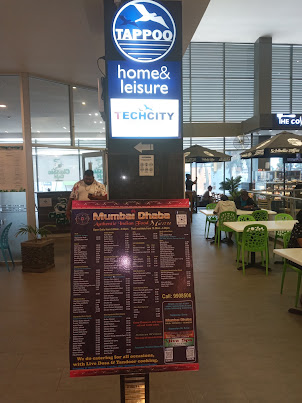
[
  {"left": 234, "top": 190, "right": 258, "bottom": 211},
  {"left": 185, "top": 174, "right": 197, "bottom": 191}
]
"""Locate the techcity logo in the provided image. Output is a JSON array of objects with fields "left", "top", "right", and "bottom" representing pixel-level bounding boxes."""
[
  {"left": 112, "top": 0, "right": 176, "bottom": 63},
  {"left": 114, "top": 104, "right": 174, "bottom": 121},
  {"left": 276, "top": 113, "right": 302, "bottom": 126}
]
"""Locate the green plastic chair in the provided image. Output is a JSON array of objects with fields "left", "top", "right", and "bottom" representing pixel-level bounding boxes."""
[
  {"left": 236, "top": 215, "right": 255, "bottom": 250},
  {"left": 215, "top": 211, "right": 237, "bottom": 247},
  {"left": 0, "top": 223, "right": 15, "bottom": 272},
  {"left": 237, "top": 224, "right": 269, "bottom": 275},
  {"left": 273, "top": 213, "right": 293, "bottom": 258},
  {"left": 280, "top": 232, "right": 302, "bottom": 307},
  {"left": 252, "top": 210, "right": 268, "bottom": 221},
  {"left": 204, "top": 203, "right": 217, "bottom": 238},
  {"left": 237, "top": 215, "right": 254, "bottom": 222}
]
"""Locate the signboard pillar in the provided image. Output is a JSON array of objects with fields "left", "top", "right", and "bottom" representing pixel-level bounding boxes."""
[
  {"left": 69, "top": 3, "right": 198, "bottom": 402},
  {"left": 104, "top": 0, "right": 184, "bottom": 200}
]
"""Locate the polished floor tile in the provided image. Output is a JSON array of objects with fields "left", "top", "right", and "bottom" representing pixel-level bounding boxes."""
[{"left": 0, "top": 212, "right": 301, "bottom": 402}]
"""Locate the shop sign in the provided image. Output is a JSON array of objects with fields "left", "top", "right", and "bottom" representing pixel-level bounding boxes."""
[
  {"left": 107, "top": 0, "right": 181, "bottom": 139},
  {"left": 274, "top": 113, "right": 302, "bottom": 128},
  {"left": 112, "top": 0, "right": 176, "bottom": 63}
]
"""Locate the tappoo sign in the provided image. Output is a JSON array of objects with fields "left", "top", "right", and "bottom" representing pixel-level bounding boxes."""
[{"left": 112, "top": 0, "right": 176, "bottom": 63}]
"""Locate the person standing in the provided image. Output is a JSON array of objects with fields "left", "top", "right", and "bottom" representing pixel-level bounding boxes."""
[
  {"left": 66, "top": 169, "right": 107, "bottom": 220},
  {"left": 185, "top": 174, "right": 197, "bottom": 191},
  {"left": 185, "top": 174, "right": 197, "bottom": 212}
]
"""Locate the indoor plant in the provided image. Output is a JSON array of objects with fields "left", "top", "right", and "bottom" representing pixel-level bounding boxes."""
[
  {"left": 219, "top": 176, "right": 242, "bottom": 200},
  {"left": 16, "top": 225, "right": 55, "bottom": 272}
]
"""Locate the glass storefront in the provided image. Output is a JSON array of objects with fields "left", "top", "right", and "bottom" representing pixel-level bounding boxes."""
[
  {"left": 29, "top": 77, "right": 71, "bottom": 145},
  {"left": 0, "top": 75, "right": 23, "bottom": 143},
  {"left": 73, "top": 86, "right": 106, "bottom": 148}
]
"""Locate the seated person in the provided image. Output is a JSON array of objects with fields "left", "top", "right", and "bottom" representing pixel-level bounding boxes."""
[
  {"left": 212, "top": 194, "right": 237, "bottom": 244},
  {"left": 202, "top": 186, "right": 213, "bottom": 205},
  {"left": 287, "top": 210, "right": 302, "bottom": 306},
  {"left": 288, "top": 210, "right": 302, "bottom": 249},
  {"left": 234, "top": 189, "right": 258, "bottom": 211}
]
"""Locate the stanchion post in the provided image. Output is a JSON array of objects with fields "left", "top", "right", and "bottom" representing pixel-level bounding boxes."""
[{"left": 120, "top": 374, "right": 149, "bottom": 403}]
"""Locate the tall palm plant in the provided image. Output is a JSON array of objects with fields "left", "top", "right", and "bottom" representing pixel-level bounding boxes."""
[{"left": 219, "top": 176, "right": 242, "bottom": 200}]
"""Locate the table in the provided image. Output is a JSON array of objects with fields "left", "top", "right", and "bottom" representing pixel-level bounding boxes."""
[
  {"left": 273, "top": 248, "right": 302, "bottom": 316},
  {"left": 224, "top": 220, "right": 297, "bottom": 272},
  {"left": 200, "top": 209, "right": 277, "bottom": 217}
]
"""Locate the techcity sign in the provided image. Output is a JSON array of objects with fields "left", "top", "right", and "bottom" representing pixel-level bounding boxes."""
[
  {"left": 274, "top": 113, "right": 302, "bottom": 128},
  {"left": 112, "top": 0, "right": 176, "bottom": 63}
]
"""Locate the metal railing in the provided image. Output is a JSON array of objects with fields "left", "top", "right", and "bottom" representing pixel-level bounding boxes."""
[{"left": 249, "top": 190, "right": 302, "bottom": 218}]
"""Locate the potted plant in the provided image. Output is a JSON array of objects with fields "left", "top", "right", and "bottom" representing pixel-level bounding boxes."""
[
  {"left": 219, "top": 176, "right": 242, "bottom": 200},
  {"left": 16, "top": 225, "right": 55, "bottom": 272}
]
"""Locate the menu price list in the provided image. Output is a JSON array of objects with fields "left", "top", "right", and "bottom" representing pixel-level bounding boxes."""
[{"left": 70, "top": 200, "right": 198, "bottom": 377}]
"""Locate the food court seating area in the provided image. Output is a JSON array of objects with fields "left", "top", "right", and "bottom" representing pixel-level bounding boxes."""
[{"left": 0, "top": 211, "right": 302, "bottom": 401}]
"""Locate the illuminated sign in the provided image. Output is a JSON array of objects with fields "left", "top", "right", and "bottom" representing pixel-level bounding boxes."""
[
  {"left": 111, "top": 98, "right": 179, "bottom": 137},
  {"left": 274, "top": 113, "right": 302, "bottom": 128},
  {"left": 108, "top": 60, "right": 181, "bottom": 138},
  {"left": 107, "top": 0, "right": 181, "bottom": 139},
  {"left": 112, "top": 0, "right": 176, "bottom": 63}
]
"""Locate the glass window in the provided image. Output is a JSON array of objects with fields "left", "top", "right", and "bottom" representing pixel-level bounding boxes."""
[
  {"left": 33, "top": 147, "right": 81, "bottom": 192},
  {"left": 195, "top": 162, "right": 224, "bottom": 196},
  {"left": 0, "top": 75, "right": 23, "bottom": 143},
  {"left": 73, "top": 87, "right": 106, "bottom": 148},
  {"left": 29, "top": 77, "right": 70, "bottom": 145},
  {"left": 225, "top": 150, "right": 251, "bottom": 192}
]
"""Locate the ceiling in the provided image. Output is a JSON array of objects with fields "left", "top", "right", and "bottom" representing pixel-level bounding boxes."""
[
  {"left": 193, "top": 0, "right": 302, "bottom": 44},
  {"left": 0, "top": 0, "right": 210, "bottom": 88}
]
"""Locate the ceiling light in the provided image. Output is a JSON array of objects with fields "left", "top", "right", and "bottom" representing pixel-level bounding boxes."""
[
  {"left": 89, "top": 113, "right": 92, "bottom": 116},
  {"left": 95, "top": 113, "right": 98, "bottom": 116},
  {"left": 94, "top": 121, "right": 97, "bottom": 124},
  {"left": 269, "top": 130, "right": 272, "bottom": 132},
  {"left": 37, "top": 130, "right": 40, "bottom": 133},
  {"left": 73, "top": 86, "right": 77, "bottom": 89},
  {"left": 5, "top": 130, "right": 8, "bottom": 133},
  {"left": 63, "top": 127, "right": 67, "bottom": 130},
  {"left": 82, "top": 102, "right": 86, "bottom": 105},
  {"left": 0, "top": 104, "right": 6, "bottom": 108}
]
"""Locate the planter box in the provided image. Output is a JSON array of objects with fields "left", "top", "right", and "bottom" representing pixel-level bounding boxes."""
[{"left": 21, "top": 238, "right": 55, "bottom": 272}]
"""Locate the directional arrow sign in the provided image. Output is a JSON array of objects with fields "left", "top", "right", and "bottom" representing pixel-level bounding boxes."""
[{"left": 134, "top": 143, "right": 154, "bottom": 153}]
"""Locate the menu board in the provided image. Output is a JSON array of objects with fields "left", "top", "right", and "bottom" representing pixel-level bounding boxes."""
[
  {"left": 70, "top": 199, "right": 198, "bottom": 377},
  {"left": 0, "top": 146, "right": 26, "bottom": 191}
]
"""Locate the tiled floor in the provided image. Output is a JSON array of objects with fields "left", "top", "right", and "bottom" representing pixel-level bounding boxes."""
[{"left": 0, "top": 212, "right": 302, "bottom": 402}]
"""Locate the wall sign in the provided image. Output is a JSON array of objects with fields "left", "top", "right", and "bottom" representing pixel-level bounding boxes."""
[
  {"left": 273, "top": 113, "right": 302, "bottom": 129},
  {"left": 112, "top": 0, "right": 176, "bottom": 63},
  {"left": 139, "top": 154, "right": 154, "bottom": 176},
  {"left": 0, "top": 146, "right": 26, "bottom": 191},
  {"left": 107, "top": 0, "right": 182, "bottom": 139},
  {"left": 69, "top": 199, "right": 198, "bottom": 377}
]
